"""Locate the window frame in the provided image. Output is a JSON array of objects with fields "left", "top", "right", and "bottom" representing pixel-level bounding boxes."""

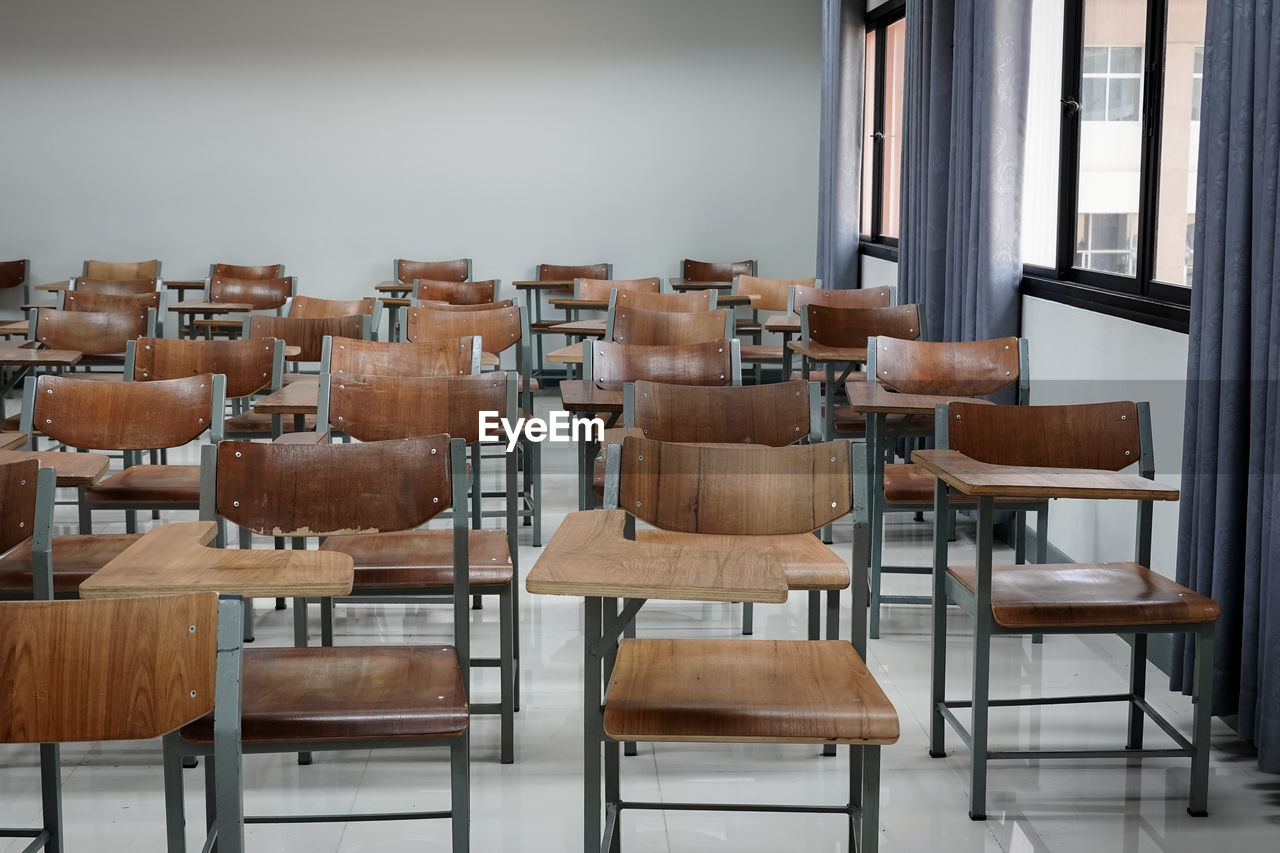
[{"left": 859, "top": 0, "right": 906, "bottom": 251}]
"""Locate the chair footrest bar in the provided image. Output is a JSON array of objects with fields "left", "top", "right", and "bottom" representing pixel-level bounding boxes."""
[
  {"left": 879, "top": 594, "right": 932, "bottom": 604},
  {"left": 17, "top": 833, "right": 51, "bottom": 853},
  {"left": 944, "top": 692, "right": 1133, "bottom": 709},
  {"left": 878, "top": 565, "right": 935, "bottom": 575},
  {"left": 245, "top": 810, "right": 450, "bottom": 824},
  {"left": 471, "top": 702, "right": 503, "bottom": 714},
  {"left": 0, "top": 830, "right": 45, "bottom": 839},
  {"left": 615, "top": 800, "right": 852, "bottom": 815},
  {"left": 985, "top": 747, "right": 1192, "bottom": 761}
]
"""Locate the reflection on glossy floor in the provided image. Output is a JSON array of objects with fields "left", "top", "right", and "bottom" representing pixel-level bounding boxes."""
[{"left": 1, "top": 401, "right": 1273, "bottom": 852}]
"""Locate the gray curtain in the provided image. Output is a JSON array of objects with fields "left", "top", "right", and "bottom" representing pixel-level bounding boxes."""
[
  {"left": 898, "top": 0, "right": 1030, "bottom": 342},
  {"left": 816, "top": 0, "right": 864, "bottom": 291},
  {"left": 1173, "top": 0, "right": 1280, "bottom": 773}
]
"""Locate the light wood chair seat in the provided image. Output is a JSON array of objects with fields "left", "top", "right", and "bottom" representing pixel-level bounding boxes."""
[
  {"left": 224, "top": 411, "right": 318, "bottom": 433},
  {"left": 0, "top": 534, "right": 142, "bottom": 596},
  {"left": 603, "top": 638, "right": 899, "bottom": 744},
  {"left": 178, "top": 646, "right": 468, "bottom": 743},
  {"left": 882, "top": 462, "right": 1022, "bottom": 505},
  {"left": 85, "top": 465, "right": 201, "bottom": 505},
  {"left": 947, "top": 561, "right": 1222, "bottom": 630},
  {"left": 635, "top": 530, "right": 848, "bottom": 591},
  {"left": 320, "top": 528, "right": 513, "bottom": 589}
]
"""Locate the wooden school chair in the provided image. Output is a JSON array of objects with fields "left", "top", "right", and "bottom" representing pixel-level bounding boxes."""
[
  {"left": 734, "top": 275, "right": 819, "bottom": 382},
  {"left": 395, "top": 257, "right": 472, "bottom": 284},
  {"left": 791, "top": 283, "right": 893, "bottom": 313},
  {"left": 326, "top": 334, "right": 482, "bottom": 378},
  {"left": 860, "top": 336, "right": 1029, "bottom": 638},
  {"left": 62, "top": 289, "right": 164, "bottom": 337},
  {"left": 20, "top": 373, "right": 226, "bottom": 534},
  {"left": 1, "top": 258, "right": 31, "bottom": 306},
  {"left": 594, "top": 437, "right": 897, "bottom": 853},
  {"left": 31, "top": 305, "right": 155, "bottom": 370},
  {"left": 416, "top": 278, "right": 499, "bottom": 305},
  {"left": 584, "top": 338, "right": 741, "bottom": 390},
  {"left": 576, "top": 276, "right": 661, "bottom": 301},
  {"left": 69, "top": 276, "right": 159, "bottom": 295},
  {"left": 528, "top": 261, "right": 612, "bottom": 380},
  {"left": 615, "top": 288, "right": 716, "bottom": 312},
  {"left": 604, "top": 303, "right": 733, "bottom": 346},
  {"left": 675, "top": 257, "right": 757, "bottom": 287},
  {"left": 84, "top": 258, "right": 160, "bottom": 280},
  {"left": 187, "top": 274, "right": 295, "bottom": 339},
  {"left": 0, "top": 592, "right": 217, "bottom": 853},
  {"left": 175, "top": 436, "right": 471, "bottom": 850},
  {"left": 246, "top": 312, "right": 370, "bottom": 377},
  {"left": 315, "top": 371, "right": 519, "bottom": 763},
  {"left": 919, "top": 400, "right": 1218, "bottom": 820},
  {"left": 210, "top": 262, "right": 285, "bottom": 279},
  {"left": 288, "top": 295, "right": 383, "bottom": 339}
]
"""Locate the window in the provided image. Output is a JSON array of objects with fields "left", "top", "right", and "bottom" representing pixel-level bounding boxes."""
[
  {"left": 1081, "top": 46, "right": 1143, "bottom": 121},
  {"left": 1075, "top": 213, "right": 1138, "bottom": 274},
  {"left": 860, "top": 2, "right": 906, "bottom": 245},
  {"left": 1191, "top": 46, "right": 1203, "bottom": 122}
]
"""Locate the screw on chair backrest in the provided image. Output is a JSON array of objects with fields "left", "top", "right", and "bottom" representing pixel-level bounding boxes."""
[
  {"left": 84, "top": 259, "right": 160, "bottom": 280},
  {"left": 288, "top": 294, "right": 378, "bottom": 319},
  {"left": 211, "top": 263, "right": 284, "bottom": 279},
  {"left": 415, "top": 279, "right": 497, "bottom": 305},
  {"left": 944, "top": 400, "right": 1147, "bottom": 473},
  {"left": 396, "top": 257, "right": 471, "bottom": 284},
  {"left": 34, "top": 307, "right": 149, "bottom": 355},
  {"left": 249, "top": 313, "right": 366, "bottom": 362},
  {"left": 615, "top": 289, "right": 714, "bottom": 312},
  {"left": 577, "top": 277, "right": 660, "bottom": 301},
  {"left": 63, "top": 289, "right": 160, "bottom": 314},
  {"left": 405, "top": 303, "right": 523, "bottom": 356},
  {"left": 736, "top": 275, "right": 817, "bottom": 312},
  {"left": 870, "top": 337, "right": 1024, "bottom": 399},
  {"left": 213, "top": 435, "right": 455, "bottom": 536},
  {"left": 27, "top": 373, "right": 223, "bottom": 451},
  {"left": 209, "top": 275, "right": 293, "bottom": 310},
  {"left": 627, "top": 379, "right": 814, "bottom": 445},
  {"left": 615, "top": 436, "right": 852, "bottom": 535},
  {"left": 791, "top": 284, "right": 891, "bottom": 313},
  {"left": 681, "top": 258, "right": 756, "bottom": 281},
  {"left": 327, "top": 335, "right": 481, "bottom": 378},
  {"left": 607, "top": 304, "right": 732, "bottom": 346},
  {"left": 0, "top": 593, "right": 217, "bottom": 743},
  {"left": 804, "top": 303, "right": 922, "bottom": 348},
  {"left": 72, "top": 277, "right": 158, "bottom": 295},
  {"left": 586, "top": 339, "right": 738, "bottom": 390},
  {"left": 324, "top": 372, "right": 512, "bottom": 444},
  {"left": 130, "top": 336, "right": 281, "bottom": 399}
]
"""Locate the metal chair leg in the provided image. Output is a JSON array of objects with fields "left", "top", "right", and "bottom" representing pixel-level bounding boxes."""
[
  {"left": 161, "top": 733, "right": 187, "bottom": 853},
  {"left": 1188, "top": 627, "right": 1214, "bottom": 816},
  {"left": 500, "top": 586, "right": 515, "bottom": 764},
  {"left": 741, "top": 601, "right": 754, "bottom": 635},
  {"left": 39, "top": 742, "right": 63, "bottom": 853},
  {"left": 451, "top": 733, "right": 470, "bottom": 853}
]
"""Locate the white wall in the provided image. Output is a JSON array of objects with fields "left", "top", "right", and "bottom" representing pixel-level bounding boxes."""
[{"left": 0, "top": 0, "right": 821, "bottom": 310}]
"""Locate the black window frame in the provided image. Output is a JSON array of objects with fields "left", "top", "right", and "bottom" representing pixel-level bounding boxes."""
[{"left": 858, "top": 0, "right": 906, "bottom": 253}]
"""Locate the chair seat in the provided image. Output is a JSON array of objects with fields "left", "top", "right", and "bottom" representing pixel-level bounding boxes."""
[
  {"left": 319, "top": 528, "right": 513, "bottom": 590},
  {"left": 947, "top": 561, "right": 1222, "bottom": 630},
  {"left": 530, "top": 320, "right": 567, "bottom": 332},
  {"left": 0, "top": 534, "right": 142, "bottom": 595},
  {"left": 224, "top": 411, "right": 318, "bottom": 433},
  {"left": 85, "top": 465, "right": 201, "bottom": 505},
  {"left": 735, "top": 320, "right": 763, "bottom": 334},
  {"left": 635, "top": 529, "right": 848, "bottom": 591},
  {"left": 179, "top": 645, "right": 468, "bottom": 744},
  {"left": 882, "top": 463, "right": 1028, "bottom": 505},
  {"left": 603, "top": 639, "right": 899, "bottom": 744},
  {"left": 738, "top": 343, "right": 784, "bottom": 362}
]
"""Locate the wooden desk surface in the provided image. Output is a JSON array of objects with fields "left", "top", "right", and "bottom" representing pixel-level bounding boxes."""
[
  {"left": 253, "top": 376, "right": 319, "bottom": 414},
  {"left": 0, "top": 344, "right": 81, "bottom": 367},
  {"left": 559, "top": 380, "right": 623, "bottom": 413},
  {"left": 763, "top": 314, "right": 801, "bottom": 334},
  {"left": 81, "top": 521, "right": 354, "bottom": 599},
  {"left": 0, "top": 321, "right": 28, "bottom": 336},
  {"left": 669, "top": 278, "right": 733, "bottom": 291},
  {"left": 378, "top": 296, "right": 411, "bottom": 307},
  {"left": 787, "top": 341, "right": 867, "bottom": 363},
  {"left": 169, "top": 301, "right": 254, "bottom": 314},
  {"left": 0, "top": 449, "right": 111, "bottom": 486},
  {"left": 512, "top": 280, "right": 574, "bottom": 290},
  {"left": 842, "top": 382, "right": 996, "bottom": 415},
  {"left": 549, "top": 319, "right": 607, "bottom": 336},
  {"left": 374, "top": 281, "right": 412, "bottom": 294},
  {"left": 34, "top": 281, "right": 70, "bottom": 292},
  {"left": 526, "top": 510, "right": 787, "bottom": 603},
  {"left": 911, "top": 449, "right": 1180, "bottom": 501},
  {"left": 164, "top": 280, "right": 206, "bottom": 291},
  {"left": 547, "top": 343, "right": 584, "bottom": 364},
  {"left": 0, "top": 433, "right": 27, "bottom": 450}
]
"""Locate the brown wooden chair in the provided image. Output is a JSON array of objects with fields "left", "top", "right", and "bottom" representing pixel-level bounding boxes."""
[
  {"left": 576, "top": 277, "right": 661, "bottom": 301},
  {"left": 1, "top": 258, "right": 30, "bottom": 304},
  {"left": 190, "top": 274, "right": 295, "bottom": 339},
  {"left": 210, "top": 262, "right": 285, "bottom": 279},
  {"left": 316, "top": 371, "right": 518, "bottom": 763},
  {"left": 791, "top": 283, "right": 892, "bottom": 314},
  {"left": 326, "top": 335, "right": 482, "bottom": 378},
  {"left": 928, "top": 400, "right": 1218, "bottom": 820},
  {"left": 529, "top": 262, "right": 612, "bottom": 379},
  {"left": 735, "top": 275, "right": 819, "bottom": 381},
  {"left": 19, "top": 373, "right": 225, "bottom": 534},
  {"left": 593, "top": 436, "right": 895, "bottom": 853},
  {"left": 83, "top": 259, "right": 160, "bottom": 280},
  {"left": 395, "top": 257, "right": 472, "bottom": 284},
  {"left": 680, "top": 258, "right": 757, "bottom": 283},
  {"left": 415, "top": 279, "right": 498, "bottom": 305},
  {"left": 62, "top": 289, "right": 161, "bottom": 317},
  {"left": 1, "top": 592, "right": 217, "bottom": 853},
  {"left": 247, "top": 312, "right": 369, "bottom": 370},
  {"left": 605, "top": 304, "right": 732, "bottom": 346},
  {"left": 613, "top": 288, "right": 715, "bottom": 312},
  {"left": 176, "top": 435, "right": 470, "bottom": 848},
  {"left": 32, "top": 306, "right": 155, "bottom": 369},
  {"left": 584, "top": 338, "right": 741, "bottom": 390},
  {"left": 70, "top": 276, "right": 159, "bottom": 295},
  {"left": 288, "top": 294, "right": 378, "bottom": 318}
]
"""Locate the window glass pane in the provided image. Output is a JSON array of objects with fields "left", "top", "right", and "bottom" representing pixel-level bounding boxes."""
[
  {"left": 860, "top": 29, "right": 876, "bottom": 236},
  {"left": 879, "top": 18, "right": 906, "bottom": 239},
  {"left": 1153, "top": 0, "right": 1207, "bottom": 286},
  {"left": 1074, "top": 0, "right": 1147, "bottom": 277},
  {"left": 1020, "top": 0, "right": 1065, "bottom": 267},
  {"left": 1082, "top": 46, "right": 1108, "bottom": 73}
]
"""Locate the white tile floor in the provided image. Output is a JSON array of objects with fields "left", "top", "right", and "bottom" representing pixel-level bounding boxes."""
[{"left": 1, "top": 397, "right": 1273, "bottom": 852}]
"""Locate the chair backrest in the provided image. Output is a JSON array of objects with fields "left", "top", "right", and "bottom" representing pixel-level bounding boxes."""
[
  {"left": 791, "top": 284, "right": 892, "bottom": 314},
  {"left": 607, "top": 304, "right": 732, "bottom": 346},
  {"left": 209, "top": 275, "right": 294, "bottom": 310},
  {"left": 0, "top": 457, "right": 39, "bottom": 556},
  {"left": 538, "top": 262, "right": 611, "bottom": 281},
  {"left": 625, "top": 379, "right": 815, "bottom": 445},
  {"left": 84, "top": 259, "right": 160, "bottom": 280},
  {"left": 682, "top": 258, "right": 756, "bottom": 282},
  {"left": 211, "top": 263, "right": 284, "bottom": 279},
  {"left": 25, "top": 373, "right": 224, "bottom": 451},
  {"left": 615, "top": 289, "right": 715, "bottom": 312},
  {"left": 614, "top": 436, "right": 851, "bottom": 535},
  {"left": 943, "top": 400, "right": 1149, "bottom": 474},
  {"left": 585, "top": 339, "right": 739, "bottom": 390},
  {"left": 396, "top": 258, "right": 471, "bottom": 284},
  {"left": 63, "top": 290, "right": 161, "bottom": 314},
  {"left": 415, "top": 279, "right": 498, "bottom": 305},
  {"left": 405, "top": 303, "right": 524, "bottom": 356},
  {"left": 71, "top": 276, "right": 158, "bottom": 295},
  {"left": 322, "top": 372, "right": 513, "bottom": 443},
  {"left": 248, "top": 314, "right": 367, "bottom": 362},
  {"left": 418, "top": 299, "right": 516, "bottom": 312},
  {"left": 289, "top": 294, "right": 378, "bottom": 319},
  {"left": 804, "top": 303, "right": 922, "bottom": 348},
  {"left": 34, "top": 307, "right": 150, "bottom": 354},
  {"left": 128, "top": 336, "right": 282, "bottom": 399},
  {"left": 736, "top": 275, "right": 817, "bottom": 312},
  {"left": 0, "top": 593, "right": 217, "bottom": 743},
  {"left": 868, "top": 337, "right": 1026, "bottom": 400},
  {"left": 0, "top": 259, "right": 27, "bottom": 290},
  {"left": 327, "top": 335, "right": 481, "bottom": 378},
  {"left": 211, "top": 435, "right": 457, "bottom": 536},
  {"left": 576, "top": 277, "right": 660, "bottom": 301}
]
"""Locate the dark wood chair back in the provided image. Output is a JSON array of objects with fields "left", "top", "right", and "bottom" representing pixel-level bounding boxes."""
[
  {"left": 327, "top": 373, "right": 510, "bottom": 443},
  {"left": 610, "top": 305, "right": 730, "bottom": 346},
  {"left": 538, "top": 262, "right": 611, "bottom": 281},
  {"left": 415, "top": 279, "right": 497, "bottom": 305},
  {"left": 32, "top": 373, "right": 219, "bottom": 450},
  {"left": 215, "top": 435, "right": 453, "bottom": 536},
  {"left": 0, "top": 593, "right": 217, "bottom": 743},
  {"left": 629, "top": 379, "right": 811, "bottom": 445},
  {"left": 64, "top": 290, "right": 161, "bottom": 314},
  {"left": 328, "top": 335, "right": 480, "bottom": 378},
  {"left": 682, "top": 258, "right": 756, "bottom": 282},
  {"left": 737, "top": 275, "right": 816, "bottom": 312},
  {"left": 588, "top": 339, "right": 734, "bottom": 390},
  {"left": 946, "top": 400, "right": 1144, "bottom": 472},
  {"left": 396, "top": 258, "right": 471, "bottom": 284},
  {"left": 209, "top": 275, "right": 293, "bottom": 310},
  {"left": 0, "top": 458, "right": 39, "bottom": 555},
  {"left": 84, "top": 259, "right": 160, "bottom": 280},
  {"left": 792, "top": 284, "right": 892, "bottom": 313},
  {"left": 0, "top": 259, "right": 26, "bottom": 290},
  {"left": 577, "top": 277, "right": 660, "bottom": 301},
  {"left": 71, "top": 277, "right": 158, "bottom": 295},
  {"left": 405, "top": 304, "right": 522, "bottom": 356},
  {"left": 131, "top": 336, "right": 277, "bottom": 399},
  {"left": 872, "top": 337, "right": 1022, "bottom": 398},
  {"left": 35, "top": 307, "right": 147, "bottom": 355},
  {"left": 617, "top": 436, "right": 851, "bottom": 535},
  {"left": 249, "top": 314, "right": 365, "bottom": 362},
  {"left": 211, "top": 263, "right": 284, "bottom": 279},
  {"left": 289, "top": 294, "right": 377, "bottom": 318},
  {"left": 616, "top": 289, "right": 714, "bottom": 313},
  {"left": 805, "top": 304, "right": 922, "bottom": 348}
]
